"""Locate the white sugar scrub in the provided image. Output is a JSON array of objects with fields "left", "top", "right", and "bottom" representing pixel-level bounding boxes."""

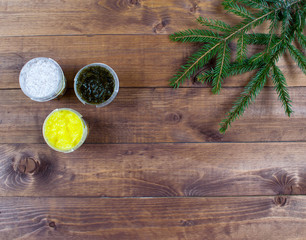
[{"left": 19, "top": 57, "right": 66, "bottom": 102}]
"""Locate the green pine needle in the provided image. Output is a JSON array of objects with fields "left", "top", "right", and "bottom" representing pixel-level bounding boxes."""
[{"left": 169, "top": 0, "right": 305, "bottom": 133}]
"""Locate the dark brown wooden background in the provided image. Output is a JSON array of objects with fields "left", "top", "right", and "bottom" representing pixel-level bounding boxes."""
[{"left": 0, "top": 0, "right": 305, "bottom": 239}]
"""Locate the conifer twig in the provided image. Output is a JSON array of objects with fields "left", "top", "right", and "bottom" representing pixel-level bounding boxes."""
[{"left": 169, "top": 0, "right": 305, "bottom": 133}]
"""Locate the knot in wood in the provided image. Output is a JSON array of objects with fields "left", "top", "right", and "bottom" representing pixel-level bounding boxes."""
[
  {"left": 49, "top": 221, "right": 56, "bottom": 228},
  {"left": 190, "top": 4, "right": 199, "bottom": 13},
  {"left": 204, "top": 130, "right": 223, "bottom": 142},
  {"left": 16, "top": 157, "right": 40, "bottom": 175},
  {"left": 270, "top": 171, "right": 295, "bottom": 195},
  {"left": 128, "top": 0, "right": 140, "bottom": 5},
  {"left": 124, "top": 150, "right": 134, "bottom": 155},
  {"left": 274, "top": 196, "right": 287, "bottom": 207},
  {"left": 153, "top": 18, "right": 170, "bottom": 33},
  {"left": 180, "top": 220, "right": 195, "bottom": 227},
  {"left": 165, "top": 113, "right": 182, "bottom": 123},
  {"left": 193, "top": 65, "right": 213, "bottom": 85}
]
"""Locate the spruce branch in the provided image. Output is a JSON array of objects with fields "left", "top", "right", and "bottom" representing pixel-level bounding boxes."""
[
  {"left": 296, "top": 31, "right": 306, "bottom": 49},
  {"left": 293, "top": 9, "right": 305, "bottom": 31},
  {"left": 169, "top": 29, "right": 221, "bottom": 43},
  {"left": 237, "top": 34, "right": 248, "bottom": 62},
  {"left": 219, "top": 41, "right": 286, "bottom": 132},
  {"left": 219, "top": 65, "right": 269, "bottom": 133},
  {"left": 237, "top": 0, "right": 269, "bottom": 10},
  {"left": 197, "top": 17, "right": 232, "bottom": 33},
  {"left": 198, "top": 58, "right": 262, "bottom": 83},
  {"left": 169, "top": 43, "right": 220, "bottom": 88},
  {"left": 249, "top": 38, "right": 283, "bottom": 67},
  {"left": 224, "top": 2, "right": 255, "bottom": 19},
  {"left": 271, "top": 64, "right": 293, "bottom": 116},
  {"left": 224, "top": 10, "right": 275, "bottom": 41},
  {"left": 245, "top": 33, "right": 280, "bottom": 45},
  {"left": 228, "top": 59, "right": 263, "bottom": 75},
  {"left": 169, "top": 0, "right": 305, "bottom": 133},
  {"left": 267, "top": 15, "right": 279, "bottom": 51},
  {"left": 287, "top": 43, "right": 306, "bottom": 74},
  {"left": 212, "top": 42, "right": 231, "bottom": 93},
  {"left": 198, "top": 70, "right": 214, "bottom": 84}
]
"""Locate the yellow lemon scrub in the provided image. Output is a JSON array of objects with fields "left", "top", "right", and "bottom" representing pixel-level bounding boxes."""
[{"left": 43, "top": 108, "right": 88, "bottom": 153}]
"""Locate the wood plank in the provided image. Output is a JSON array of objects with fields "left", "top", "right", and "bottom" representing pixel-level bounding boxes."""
[
  {"left": 0, "top": 0, "right": 243, "bottom": 36},
  {"left": 0, "top": 35, "right": 303, "bottom": 89},
  {"left": 0, "top": 196, "right": 306, "bottom": 239},
  {"left": 0, "top": 35, "right": 198, "bottom": 89},
  {"left": 1, "top": 143, "right": 306, "bottom": 197},
  {"left": 0, "top": 88, "right": 306, "bottom": 144}
]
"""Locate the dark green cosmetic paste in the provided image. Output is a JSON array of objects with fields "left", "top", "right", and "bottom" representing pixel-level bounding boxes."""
[{"left": 76, "top": 66, "right": 115, "bottom": 104}]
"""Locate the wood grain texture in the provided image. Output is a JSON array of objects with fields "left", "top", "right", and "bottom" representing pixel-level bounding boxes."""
[
  {"left": 0, "top": 196, "right": 306, "bottom": 239},
  {"left": 1, "top": 143, "right": 306, "bottom": 197},
  {"left": 1, "top": 88, "right": 306, "bottom": 144},
  {"left": 0, "top": 35, "right": 304, "bottom": 89},
  {"left": 0, "top": 0, "right": 305, "bottom": 238},
  {"left": 0, "top": 0, "right": 241, "bottom": 36}
]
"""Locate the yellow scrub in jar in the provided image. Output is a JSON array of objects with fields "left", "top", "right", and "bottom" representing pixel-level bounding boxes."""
[{"left": 43, "top": 108, "right": 88, "bottom": 152}]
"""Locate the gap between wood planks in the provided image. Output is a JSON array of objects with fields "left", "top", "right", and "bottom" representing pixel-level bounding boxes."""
[
  {"left": 2, "top": 86, "right": 306, "bottom": 90},
  {"left": 0, "top": 195, "right": 302, "bottom": 199}
]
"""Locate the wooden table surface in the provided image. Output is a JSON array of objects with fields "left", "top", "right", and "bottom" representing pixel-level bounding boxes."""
[{"left": 1, "top": 0, "right": 306, "bottom": 239}]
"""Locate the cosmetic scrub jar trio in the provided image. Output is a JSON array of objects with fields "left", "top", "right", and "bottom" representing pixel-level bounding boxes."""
[{"left": 19, "top": 57, "right": 119, "bottom": 153}]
